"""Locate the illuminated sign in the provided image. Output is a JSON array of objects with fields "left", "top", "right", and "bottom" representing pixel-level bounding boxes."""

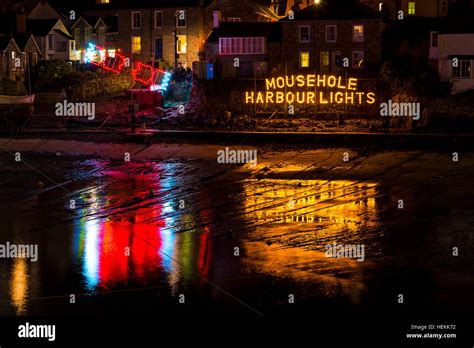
[{"left": 245, "top": 74, "right": 376, "bottom": 105}]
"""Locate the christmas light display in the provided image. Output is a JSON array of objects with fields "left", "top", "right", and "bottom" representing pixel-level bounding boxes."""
[
  {"left": 84, "top": 43, "right": 126, "bottom": 75},
  {"left": 245, "top": 74, "right": 376, "bottom": 105},
  {"left": 149, "top": 71, "right": 172, "bottom": 92},
  {"left": 84, "top": 43, "right": 168, "bottom": 87},
  {"left": 131, "top": 61, "right": 165, "bottom": 86}
]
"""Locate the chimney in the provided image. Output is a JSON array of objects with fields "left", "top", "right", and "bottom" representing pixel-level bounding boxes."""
[
  {"left": 213, "top": 11, "right": 221, "bottom": 28},
  {"left": 16, "top": 8, "right": 26, "bottom": 34}
]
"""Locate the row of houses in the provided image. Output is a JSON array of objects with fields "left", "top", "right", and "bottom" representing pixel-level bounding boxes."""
[{"left": 1, "top": 0, "right": 474, "bottom": 93}]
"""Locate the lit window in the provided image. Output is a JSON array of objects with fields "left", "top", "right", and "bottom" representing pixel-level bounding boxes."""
[
  {"left": 300, "top": 51, "right": 309, "bottom": 68},
  {"left": 176, "top": 10, "right": 186, "bottom": 28},
  {"left": 132, "top": 36, "right": 141, "bottom": 53},
  {"left": 227, "top": 17, "right": 241, "bottom": 22},
  {"left": 155, "top": 11, "right": 163, "bottom": 28},
  {"left": 299, "top": 26, "right": 310, "bottom": 43},
  {"left": 177, "top": 35, "right": 187, "bottom": 54},
  {"left": 353, "top": 25, "right": 364, "bottom": 42},
  {"left": 108, "top": 49, "right": 116, "bottom": 58},
  {"left": 132, "top": 11, "right": 141, "bottom": 29},
  {"left": 11, "top": 51, "right": 16, "bottom": 70},
  {"left": 452, "top": 60, "right": 471, "bottom": 79},
  {"left": 379, "top": 2, "right": 383, "bottom": 11},
  {"left": 321, "top": 51, "right": 329, "bottom": 68},
  {"left": 352, "top": 51, "right": 364, "bottom": 68},
  {"left": 96, "top": 0, "right": 110, "bottom": 3},
  {"left": 408, "top": 2, "right": 415, "bottom": 15},
  {"left": 431, "top": 32, "right": 438, "bottom": 48},
  {"left": 326, "top": 25, "right": 337, "bottom": 42}
]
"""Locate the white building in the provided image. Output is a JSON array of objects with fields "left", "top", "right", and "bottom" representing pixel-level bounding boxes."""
[{"left": 431, "top": 31, "right": 474, "bottom": 93}]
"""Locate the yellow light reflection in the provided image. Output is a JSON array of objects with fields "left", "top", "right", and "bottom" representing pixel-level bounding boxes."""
[
  {"left": 10, "top": 258, "right": 29, "bottom": 315},
  {"left": 242, "top": 178, "right": 379, "bottom": 301}
]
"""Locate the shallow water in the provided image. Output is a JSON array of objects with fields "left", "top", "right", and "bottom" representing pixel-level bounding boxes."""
[{"left": 0, "top": 151, "right": 472, "bottom": 318}]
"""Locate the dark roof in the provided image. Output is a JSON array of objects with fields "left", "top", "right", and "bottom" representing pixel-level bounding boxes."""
[
  {"left": 280, "top": 0, "right": 382, "bottom": 21},
  {"left": 26, "top": 19, "right": 59, "bottom": 36},
  {"left": 99, "top": 16, "right": 118, "bottom": 32},
  {"left": 207, "top": 22, "right": 282, "bottom": 43},
  {"left": 47, "top": 0, "right": 212, "bottom": 12},
  {"left": 390, "top": 17, "right": 444, "bottom": 37},
  {"left": 13, "top": 33, "right": 33, "bottom": 50},
  {"left": 0, "top": 36, "right": 18, "bottom": 51}
]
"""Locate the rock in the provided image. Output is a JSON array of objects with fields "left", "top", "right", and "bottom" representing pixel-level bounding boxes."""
[{"left": 224, "top": 111, "right": 232, "bottom": 123}]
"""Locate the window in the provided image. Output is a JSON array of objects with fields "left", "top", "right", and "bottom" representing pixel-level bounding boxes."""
[
  {"left": 176, "top": 10, "right": 186, "bottom": 28},
  {"left": 155, "top": 11, "right": 163, "bottom": 28},
  {"left": 326, "top": 25, "right": 337, "bottom": 42},
  {"left": 48, "top": 34, "right": 54, "bottom": 50},
  {"left": 227, "top": 17, "right": 241, "bottom": 22},
  {"left": 219, "top": 37, "right": 265, "bottom": 55},
  {"left": 96, "top": 0, "right": 110, "bottom": 3},
  {"left": 379, "top": 2, "right": 383, "bottom": 11},
  {"left": 85, "top": 28, "right": 92, "bottom": 42},
  {"left": 352, "top": 51, "right": 364, "bottom": 68},
  {"left": 452, "top": 60, "right": 471, "bottom": 79},
  {"left": 299, "top": 26, "right": 310, "bottom": 42},
  {"left": 98, "top": 27, "right": 106, "bottom": 46},
  {"left": 74, "top": 28, "right": 81, "bottom": 42},
  {"left": 300, "top": 52, "right": 310, "bottom": 68},
  {"left": 132, "top": 11, "right": 141, "bottom": 29},
  {"left": 155, "top": 37, "right": 163, "bottom": 58},
  {"left": 408, "top": 2, "right": 415, "bottom": 15},
  {"left": 57, "top": 41, "right": 67, "bottom": 52},
  {"left": 11, "top": 51, "right": 16, "bottom": 70},
  {"left": 132, "top": 36, "right": 141, "bottom": 53},
  {"left": 321, "top": 51, "right": 329, "bottom": 70},
  {"left": 431, "top": 32, "right": 438, "bottom": 48},
  {"left": 353, "top": 25, "right": 364, "bottom": 42},
  {"left": 177, "top": 35, "right": 187, "bottom": 54},
  {"left": 70, "top": 41, "right": 75, "bottom": 51}
]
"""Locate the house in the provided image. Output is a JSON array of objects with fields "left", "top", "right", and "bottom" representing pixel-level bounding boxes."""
[
  {"left": 399, "top": 0, "right": 449, "bottom": 17},
  {"left": 389, "top": 18, "right": 443, "bottom": 69},
  {"left": 205, "top": 20, "right": 282, "bottom": 77},
  {"left": 49, "top": 0, "right": 212, "bottom": 69},
  {"left": 27, "top": 18, "right": 75, "bottom": 60},
  {"left": 71, "top": 15, "right": 119, "bottom": 62},
  {"left": 0, "top": 37, "right": 22, "bottom": 81},
  {"left": 360, "top": 0, "right": 450, "bottom": 19},
  {"left": 279, "top": 0, "right": 385, "bottom": 76},
  {"left": 431, "top": 28, "right": 474, "bottom": 93},
  {"left": 27, "top": 0, "right": 63, "bottom": 20},
  {"left": 14, "top": 33, "right": 43, "bottom": 69}
]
